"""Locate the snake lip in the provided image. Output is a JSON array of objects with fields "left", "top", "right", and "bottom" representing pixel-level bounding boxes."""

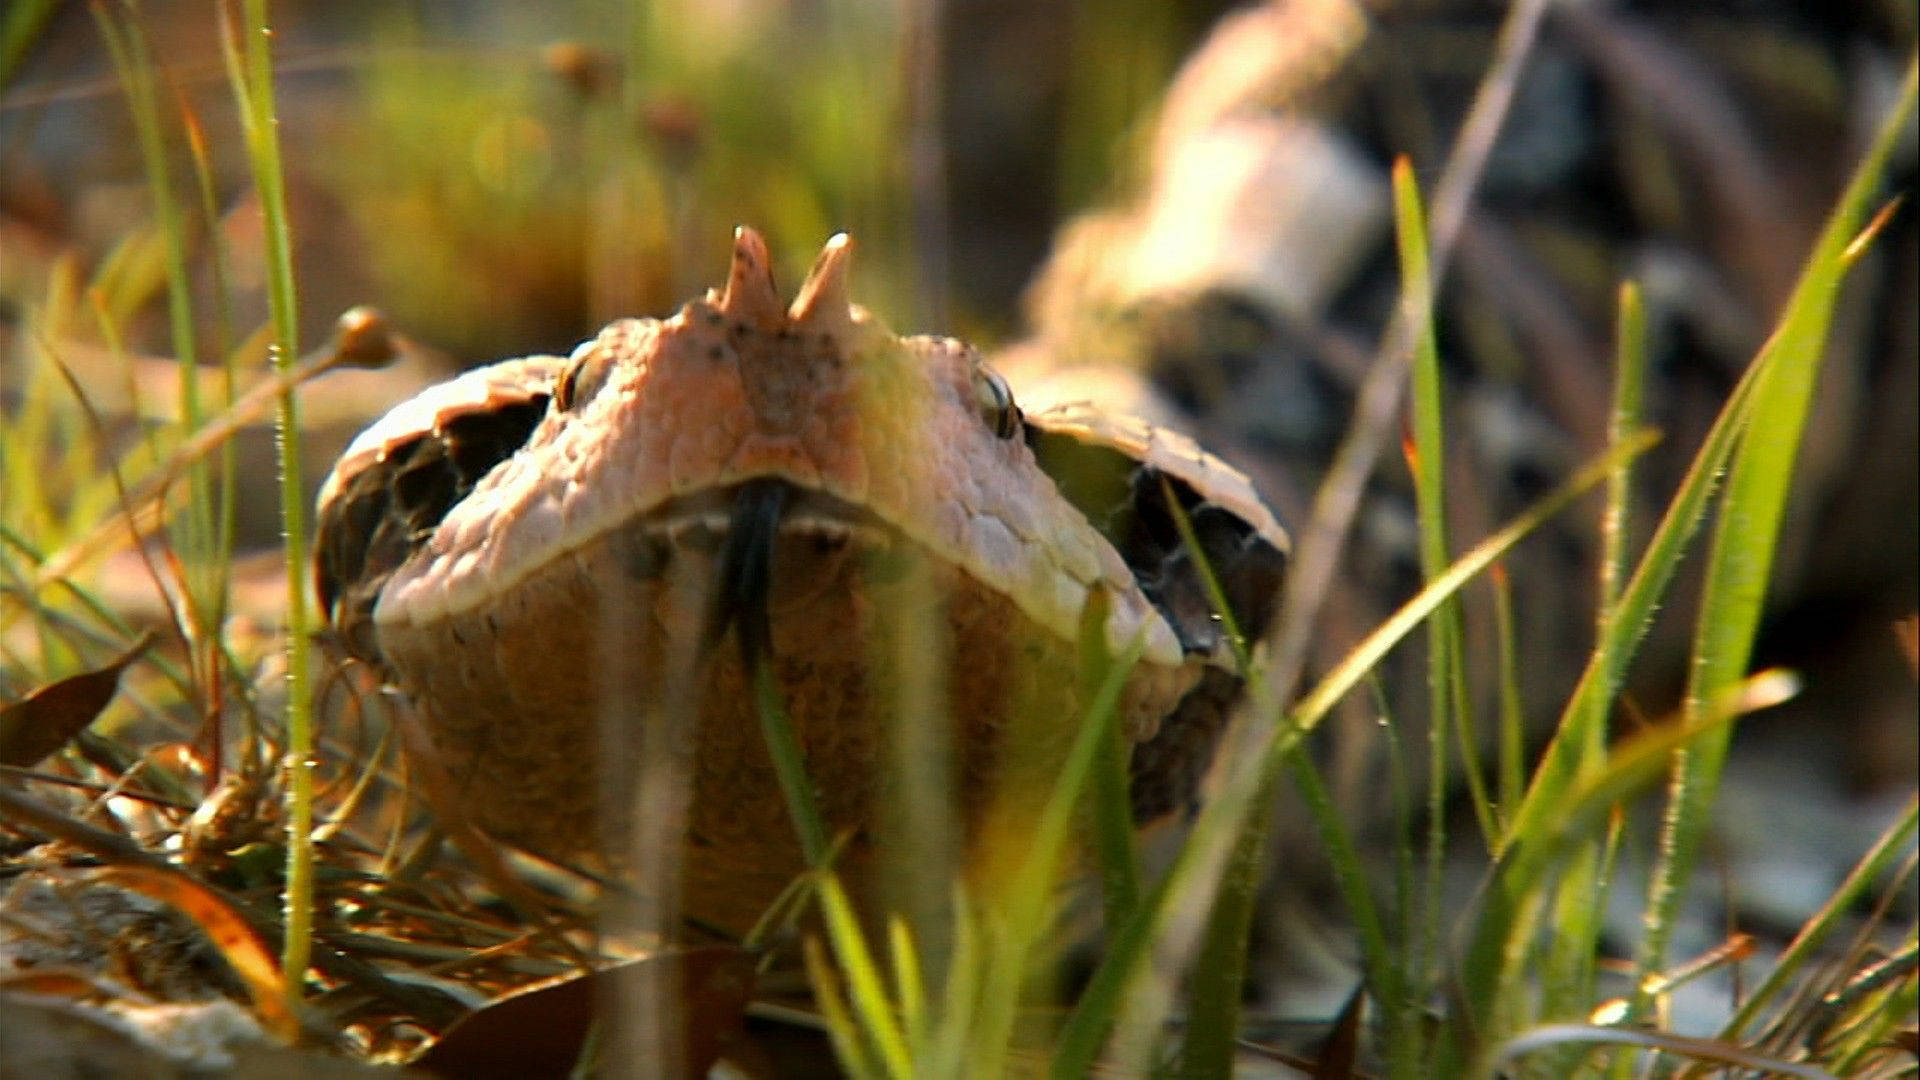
[{"left": 633, "top": 481, "right": 900, "bottom": 551}]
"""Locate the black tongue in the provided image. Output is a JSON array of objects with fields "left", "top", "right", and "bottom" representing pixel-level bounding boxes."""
[{"left": 709, "top": 478, "right": 792, "bottom": 669}]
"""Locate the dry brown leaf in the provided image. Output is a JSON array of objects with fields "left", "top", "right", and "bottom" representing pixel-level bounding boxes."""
[
  {"left": 1311, "top": 983, "right": 1367, "bottom": 1080},
  {"left": 0, "top": 632, "right": 154, "bottom": 768},
  {"left": 413, "top": 946, "right": 756, "bottom": 1079},
  {"left": 0, "top": 970, "right": 126, "bottom": 1000},
  {"left": 90, "top": 865, "right": 297, "bottom": 1044}
]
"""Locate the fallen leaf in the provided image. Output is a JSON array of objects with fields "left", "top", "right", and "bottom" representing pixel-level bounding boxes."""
[
  {"left": 90, "top": 864, "right": 297, "bottom": 1044},
  {"left": 414, "top": 946, "right": 756, "bottom": 1079},
  {"left": 0, "top": 970, "right": 123, "bottom": 1000},
  {"left": 1312, "top": 984, "right": 1366, "bottom": 1080},
  {"left": 0, "top": 633, "right": 154, "bottom": 768}
]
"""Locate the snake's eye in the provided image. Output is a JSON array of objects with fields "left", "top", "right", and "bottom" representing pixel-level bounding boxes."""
[
  {"left": 553, "top": 349, "right": 611, "bottom": 413},
  {"left": 973, "top": 367, "right": 1022, "bottom": 440}
]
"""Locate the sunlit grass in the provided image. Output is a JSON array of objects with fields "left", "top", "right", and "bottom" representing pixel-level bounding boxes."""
[{"left": 216, "top": 0, "right": 314, "bottom": 998}]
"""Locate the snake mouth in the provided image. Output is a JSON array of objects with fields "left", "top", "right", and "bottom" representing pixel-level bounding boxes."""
[
  {"left": 632, "top": 480, "right": 900, "bottom": 554},
  {"left": 635, "top": 478, "right": 900, "bottom": 668}
]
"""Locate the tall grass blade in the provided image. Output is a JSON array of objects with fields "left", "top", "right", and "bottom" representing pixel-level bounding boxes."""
[
  {"left": 1456, "top": 670, "right": 1801, "bottom": 1072},
  {"left": 750, "top": 658, "right": 830, "bottom": 866},
  {"left": 1538, "top": 278, "right": 1651, "bottom": 1044},
  {"left": 881, "top": 552, "right": 959, "bottom": 986},
  {"left": 94, "top": 1, "right": 229, "bottom": 765},
  {"left": 1537, "top": 808, "right": 1621, "bottom": 1064},
  {"left": 807, "top": 936, "right": 886, "bottom": 1080},
  {"left": 1083, "top": 585, "right": 1142, "bottom": 932},
  {"left": 1155, "top": 474, "right": 1263, "bottom": 1080},
  {"left": 179, "top": 101, "right": 245, "bottom": 633},
  {"left": 1721, "top": 795, "right": 1919, "bottom": 1043},
  {"left": 1491, "top": 565, "right": 1524, "bottom": 826},
  {"left": 1821, "top": 930, "right": 1919, "bottom": 1076},
  {"left": 1284, "top": 745, "right": 1407, "bottom": 1046},
  {"left": 217, "top": 0, "right": 313, "bottom": 998},
  {"left": 1051, "top": 433, "right": 1652, "bottom": 1074},
  {"left": 0, "top": 0, "right": 57, "bottom": 90},
  {"left": 925, "top": 886, "right": 984, "bottom": 1078},
  {"left": 886, "top": 916, "right": 926, "bottom": 1046},
  {"left": 1393, "top": 157, "right": 1486, "bottom": 1079},
  {"left": 1503, "top": 340, "right": 1754, "bottom": 856},
  {"left": 817, "top": 874, "right": 914, "bottom": 1078},
  {"left": 1634, "top": 58, "right": 1918, "bottom": 1011},
  {"left": 1174, "top": 765, "right": 1272, "bottom": 1079},
  {"left": 972, "top": 596, "right": 1142, "bottom": 1077},
  {"left": 1295, "top": 432, "right": 1656, "bottom": 731},
  {"left": 1598, "top": 281, "right": 1648, "bottom": 683}
]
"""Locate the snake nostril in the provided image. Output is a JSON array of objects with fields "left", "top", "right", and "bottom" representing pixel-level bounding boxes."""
[{"left": 614, "top": 528, "right": 671, "bottom": 581}]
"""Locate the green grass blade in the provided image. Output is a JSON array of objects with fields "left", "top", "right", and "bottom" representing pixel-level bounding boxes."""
[
  {"left": 1491, "top": 565, "right": 1524, "bottom": 827},
  {"left": 94, "top": 1, "right": 230, "bottom": 765},
  {"left": 218, "top": 0, "right": 313, "bottom": 1000},
  {"left": 1156, "top": 476, "right": 1250, "bottom": 667},
  {"left": 807, "top": 936, "right": 886, "bottom": 1080},
  {"left": 880, "top": 555, "right": 959, "bottom": 986},
  {"left": 925, "top": 886, "right": 984, "bottom": 1078},
  {"left": 1456, "top": 670, "right": 1800, "bottom": 1071},
  {"left": 93, "top": 6, "right": 208, "bottom": 518},
  {"left": 887, "top": 916, "right": 927, "bottom": 1047},
  {"left": 1286, "top": 746, "right": 1407, "bottom": 1041},
  {"left": 179, "top": 101, "right": 245, "bottom": 634},
  {"left": 972, "top": 598, "right": 1143, "bottom": 1076},
  {"left": 1293, "top": 431, "right": 1656, "bottom": 730},
  {"left": 0, "top": 0, "right": 58, "bottom": 90},
  {"left": 818, "top": 874, "right": 914, "bottom": 1079},
  {"left": 1049, "top": 855, "right": 1181, "bottom": 1076},
  {"left": 1081, "top": 580, "right": 1142, "bottom": 933},
  {"left": 1505, "top": 350, "right": 1766, "bottom": 856},
  {"left": 1153, "top": 473, "right": 1260, "bottom": 1079},
  {"left": 751, "top": 658, "right": 831, "bottom": 865},
  {"left": 1823, "top": 930, "right": 1919, "bottom": 1076},
  {"left": 1598, "top": 281, "right": 1647, "bottom": 667},
  {"left": 1536, "top": 278, "right": 1650, "bottom": 1050},
  {"left": 1052, "top": 433, "right": 1650, "bottom": 1074},
  {"left": 1634, "top": 57, "right": 1918, "bottom": 1005},
  {"left": 1721, "top": 795, "right": 1919, "bottom": 1043},
  {"left": 1393, "top": 157, "right": 1488, "bottom": 1071},
  {"left": 1175, "top": 767, "right": 1274, "bottom": 1080},
  {"left": 1538, "top": 815, "right": 1614, "bottom": 1034}
]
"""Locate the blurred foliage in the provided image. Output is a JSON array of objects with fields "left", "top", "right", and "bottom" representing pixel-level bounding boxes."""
[{"left": 315, "top": 2, "right": 910, "bottom": 355}]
